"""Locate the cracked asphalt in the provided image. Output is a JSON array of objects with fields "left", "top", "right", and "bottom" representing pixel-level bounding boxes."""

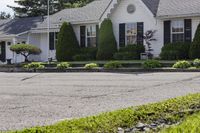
[{"left": 1, "top": 72, "right": 200, "bottom": 131}]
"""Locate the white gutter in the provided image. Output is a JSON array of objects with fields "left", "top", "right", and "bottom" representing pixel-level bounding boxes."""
[{"left": 156, "top": 13, "right": 200, "bottom": 20}]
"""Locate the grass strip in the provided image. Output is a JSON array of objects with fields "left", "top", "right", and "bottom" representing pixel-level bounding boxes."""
[{"left": 161, "top": 112, "right": 200, "bottom": 133}]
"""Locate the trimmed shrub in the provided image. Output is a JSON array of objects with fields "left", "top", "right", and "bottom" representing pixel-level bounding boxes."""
[
  {"left": 57, "top": 62, "right": 70, "bottom": 69},
  {"left": 56, "top": 22, "right": 80, "bottom": 61},
  {"left": 96, "top": 19, "right": 117, "bottom": 60},
  {"left": 24, "top": 62, "right": 44, "bottom": 70},
  {"left": 73, "top": 47, "right": 98, "bottom": 61},
  {"left": 189, "top": 23, "right": 200, "bottom": 59},
  {"left": 10, "top": 44, "right": 41, "bottom": 62},
  {"left": 73, "top": 54, "right": 91, "bottom": 61},
  {"left": 142, "top": 60, "right": 162, "bottom": 69},
  {"left": 114, "top": 44, "right": 145, "bottom": 60},
  {"left": 193, "top": 59, "right": 200, "bottom": 68},
  {"left": 84, "top": 63, "right": 98, "bottom": 69},
  {"left": 104, "top": 61, "right": 122, "bottom": 69},
  {"left": 173, "top": 60, "right": 191, "bottom": 69},
  {"left": 113, "top": 52, "right": 133, "bottom": 60},
  {"left": 160, "top": 42, "right": 190, "bottom": 60}
]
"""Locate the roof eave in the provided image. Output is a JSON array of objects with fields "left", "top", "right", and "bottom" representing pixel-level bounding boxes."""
[{"left": 156, "top": 13, "right": 200, "bottom": 19}]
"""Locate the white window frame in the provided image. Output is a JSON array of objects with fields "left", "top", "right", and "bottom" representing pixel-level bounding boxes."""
[
  {"left": 171, "top": 20, "right": 184, "bottom": 43},
  {"left": 125, "top": 23, "right": 137, "bottom": 45},
  {"left": 86, "top": 25, "right": 96, "bottom": 47}
]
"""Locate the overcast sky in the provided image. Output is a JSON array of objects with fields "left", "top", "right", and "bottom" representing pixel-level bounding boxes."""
[{"left": 0, "top": 0, "right": 17, "bottom": 15}]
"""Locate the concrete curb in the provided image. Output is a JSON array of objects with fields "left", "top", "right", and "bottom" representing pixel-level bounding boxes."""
[{"left": 1, "top": 67, "right": 200, "bottom": 73}]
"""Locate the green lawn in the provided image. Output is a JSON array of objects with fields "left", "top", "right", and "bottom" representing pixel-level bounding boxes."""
[
  {"left": 8, "top": 93, "right": 200, "bottom": 133},
  {"left": 161, "top": 112, "right": 200, "bottom": 133}
]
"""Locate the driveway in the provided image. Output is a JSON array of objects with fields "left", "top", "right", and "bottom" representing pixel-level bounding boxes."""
[{"left": 1, "top": 72, "right": 200, "bottom": 131}]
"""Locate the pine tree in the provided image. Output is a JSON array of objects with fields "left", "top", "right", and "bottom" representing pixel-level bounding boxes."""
[
  {"left": 8, "top": 0, "right": 65, "bottom": 17},
  {"left": 189, "top": 23, "right": 200, "bottom": 59},
  {"left": 56, "top": 22, "right": 80, "bottom": 61},
  {"left": 96, "top": 19, "right": 117, "bottom": 60}
]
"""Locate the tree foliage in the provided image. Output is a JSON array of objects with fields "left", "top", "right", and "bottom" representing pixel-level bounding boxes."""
[
  {"left": 8, "top": 0, "right": 94, "bottom": 17},
  {"left": 56, "top": 22, "right": 80, "bottom": 61},
  {"left": 96, "top": 19, "right": 117, "bottom": 60},
  {"left": 8, "top": 0, "right": 65, "bottom": 17},
  {"left": 10, "top": 44, "right": 41, "bottom": 62},
  {"left": 189, "top": 23, "right": 200, "bottom": 59},
  {"left": 0, "top": 12, "right": 11, "bottom": 19}
]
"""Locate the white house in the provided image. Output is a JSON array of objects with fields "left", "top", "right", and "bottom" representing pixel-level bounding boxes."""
[{"left": 0, "top": 0, "right": 200, "bottom": 63}]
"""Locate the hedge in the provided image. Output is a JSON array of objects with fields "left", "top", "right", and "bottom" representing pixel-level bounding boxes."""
[
  {"left": 10, "top": 93, "right": 200, "bottom": 133},
  {"left": 56, "top": 22, "right": 80, "bottom": 61},
  {"left": 96, "top": 19, "right": 117, "bottom": 60},
  {"left": 160, "top": 42, "right": 190, "bottom": 60},
  {"left": 189, "top": 23, "right": 200, "bottom": 59}
]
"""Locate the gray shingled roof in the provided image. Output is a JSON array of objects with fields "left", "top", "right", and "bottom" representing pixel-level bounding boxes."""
[
  {"left": 142, "top": 0, "right": 160, "bottom": 16},
  {"left": 157, "top": 0, "right": 200, "bottom": 18},
  {"left": 36, "top": 0, "right": 112, "bottom": 29},
  {"left": 0, "top": 17, "right": 45, "bottom": 37}
]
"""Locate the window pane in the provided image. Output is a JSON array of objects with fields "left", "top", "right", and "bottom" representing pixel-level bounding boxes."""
[
  {"left": 172, "top": 20, "right": 184, "bottom": 33},
  {"left": 87, "top": 25, "right": 96, "bottom": 37},
  {"left": 87, "top": 37, "right": 96, "bottom": 47},
  {"left": 126, "top": 23, "right": 137, "bottom": 44},
  {"left": 127, "top": 36, "right": 137, "bottom": 44},
  {"left": 172, "top": 34, "right": 184, "bottom": 42}
]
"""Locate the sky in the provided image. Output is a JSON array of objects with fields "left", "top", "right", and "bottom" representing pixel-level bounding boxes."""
[{"left": 0, "top": 0, "right": 17, "bottom": 15}]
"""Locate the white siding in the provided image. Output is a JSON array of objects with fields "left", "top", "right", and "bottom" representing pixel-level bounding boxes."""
[{"left": 109, "top": 0, "right": 163, "bottom": 57}]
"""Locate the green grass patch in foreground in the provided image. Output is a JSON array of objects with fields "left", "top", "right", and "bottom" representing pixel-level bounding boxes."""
[
  {"left": 9, "top": 93, "right": 200, "bottom": 133},
  {"left": 161, "top": 112, "right": 200, "bottom": 133}
]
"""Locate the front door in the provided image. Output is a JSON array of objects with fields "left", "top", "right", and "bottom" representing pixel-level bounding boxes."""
[{"left": 0, "top": 41, "right": 6, "bottom": 62}]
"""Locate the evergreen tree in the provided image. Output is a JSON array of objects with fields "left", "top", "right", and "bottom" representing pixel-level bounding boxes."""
[
  {"left": 56, "top": 22, "right": 80, "bottom": 61},
  {"left": 96, "top": 19, "right": 117, "bottom": 60},
  {"left": 8, "top": 0, "right": 65, "bottom": 17},
  {"left": 189, "top": 23, "right": 200, "bottom": 59},
  {"left": 0, "top": 12, "right": 11, "bottom": 19}
]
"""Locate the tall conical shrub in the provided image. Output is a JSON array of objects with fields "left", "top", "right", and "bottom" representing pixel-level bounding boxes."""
[
  {"left": 96, "top": 19, "right": 117, "bottom": 60},
  {"left": 56, "top": 22, "right": 79, "bottom": 61},
  {"left": 189, "top": 23, "right": 200, "bottom": 59}
]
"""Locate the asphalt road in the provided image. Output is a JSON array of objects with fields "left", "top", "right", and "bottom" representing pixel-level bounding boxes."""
[{"left": 1, "top": 72, "right": 200, "bottom": 131}]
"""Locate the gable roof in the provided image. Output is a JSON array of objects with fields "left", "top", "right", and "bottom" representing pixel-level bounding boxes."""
[
  {"left": 36, "top": 0, "right": 112, "bottom": 29},
  {"left": 157, "top": 0, "right": 200, "bottom": 18},
  {"left": 142, "top": 0, "right": 160, "bottom": 16}
]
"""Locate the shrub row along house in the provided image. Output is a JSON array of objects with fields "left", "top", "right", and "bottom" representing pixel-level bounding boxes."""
[{"left": 0, "top": 0, "right": 200, "bottom": 63}]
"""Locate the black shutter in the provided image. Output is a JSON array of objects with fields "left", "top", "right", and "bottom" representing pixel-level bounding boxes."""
[
  {"left": 96, "top": 25, "right": 99, "bottom": 47},
  {"left": 137, "top": 22, "right": 144, "bottom": 45},
  {"left": 184, "top": 19, "right": 192, "bottom": 42},
  {"left": 80, "top": 26, "right": 86, "bottom": 48},
  {"left": 119, "top": 23, "right": 125, "bottom": 47},
  {"left": 164, "top": 20, "right": 171, "bottom": 44},
  {"left": 49, "top": 32, "right": 55, "bottom": 50}
]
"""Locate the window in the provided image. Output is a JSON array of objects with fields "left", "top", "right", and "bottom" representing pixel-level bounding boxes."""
[
  {"left": 171, "top": 20, "right": 184, "bottom": 43},
  {"left": 86, "top": 25, "right": 96, "bottom": 47},
  {"left": 126, "top": 23, "right": 137, "bottom": 44},
  {"left": 49, "top": 32, "right": 58, "bottom": 50}
]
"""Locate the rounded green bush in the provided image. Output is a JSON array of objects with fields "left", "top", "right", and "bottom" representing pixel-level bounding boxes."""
[
  {"left": 142, "top": 60, "right": 162, "bottom": 69},
  {"left": 24, "top": 62, "right": 45, "bottom": 70},
  {"left": 104, "top": 61, "right": 122, "bottom": 69},
  {"left": 193, "top": 59, "right": 200, "bottom": 68},
  {"left": 173, "top": 60, "right": 191, "bottom": 69},
  {"left": 96, "top": 19, "right": 117, "bottom": 60},
  {"left": 160, "top": 43, "right": 190, "bottom": 60},
  {"left": 57, "top": 62, "right": 70, "bottom": 69},
  {"left": 84, "top": 63, "right": 98, "bottom": 69}
]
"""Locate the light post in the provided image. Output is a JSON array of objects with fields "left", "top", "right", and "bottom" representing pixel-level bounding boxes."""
[{"left": 47, "top": 0, "right": 50, "bottom": 61}]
